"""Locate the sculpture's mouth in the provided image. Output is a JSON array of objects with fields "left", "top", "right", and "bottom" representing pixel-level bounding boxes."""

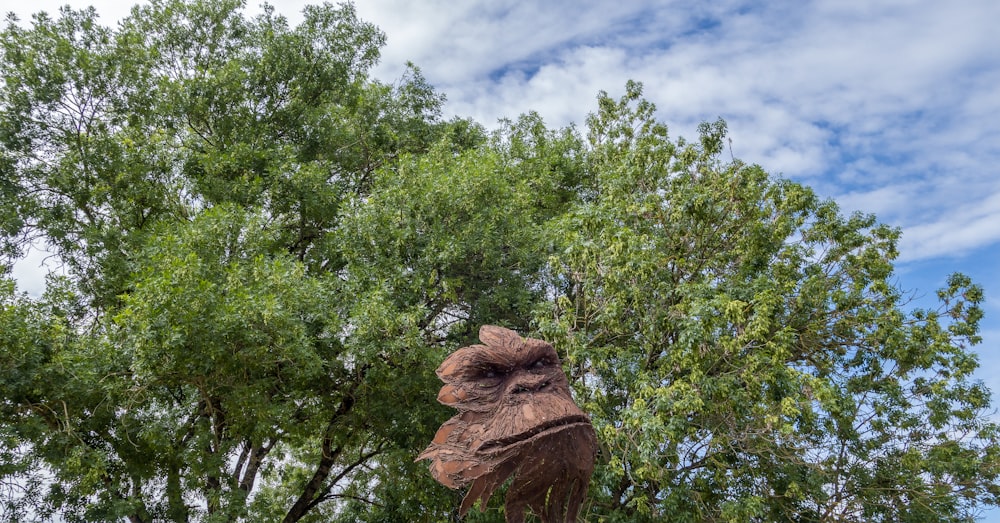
[{"left": 476, "top": 414, "right": 592, "bottom": 452}]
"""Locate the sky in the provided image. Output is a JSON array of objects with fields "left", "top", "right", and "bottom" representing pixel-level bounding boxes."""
[{"left": 7, "top": 0, "right": 1000, "bottom": 519}]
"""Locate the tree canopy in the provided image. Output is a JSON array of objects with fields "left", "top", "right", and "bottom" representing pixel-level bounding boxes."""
[{"left": 1, "top": 2, "right": 997, "bottom": 522}]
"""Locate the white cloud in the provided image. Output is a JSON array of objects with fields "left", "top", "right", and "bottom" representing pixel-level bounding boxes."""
[
  {"left": 897, "top": 191, "right": 1000, "bottom": 261},
  {"left": 9, "top": 243, "right": 59, "bottom": 298},
  {"left": 446, "top": 46, "right": 632, "bottom": 127},
  {"left": 354, "top": 1, "right": 653, "bottom": 82}
]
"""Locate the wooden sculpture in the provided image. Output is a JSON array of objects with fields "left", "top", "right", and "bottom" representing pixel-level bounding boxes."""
[{"left": 418, "top": 325, "right": 597, "bottom": 523}]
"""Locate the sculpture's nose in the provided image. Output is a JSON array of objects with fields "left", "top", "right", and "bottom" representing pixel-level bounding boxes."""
[{"left": 510, "top": 374, "right": 551, "bottom": 394}]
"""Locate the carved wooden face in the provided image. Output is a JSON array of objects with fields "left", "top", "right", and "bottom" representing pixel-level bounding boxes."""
[{"left": 418, "top": 325, "right": 596, "bottom": 523}]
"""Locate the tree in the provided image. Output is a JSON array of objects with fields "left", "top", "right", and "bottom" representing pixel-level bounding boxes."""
[
  {"left": 0, "top": 1, "right": 475, "bottom": 521},
  {"left": 533, "top": 82, "right": 1000, "bottom": 522},
  {"left": 1, "top": 2, "right": 997, "bottom": 522}
]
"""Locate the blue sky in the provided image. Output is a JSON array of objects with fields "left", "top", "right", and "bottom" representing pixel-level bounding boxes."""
[{"left": 9, "top": 0, "right": 1000, "bottom": 520}]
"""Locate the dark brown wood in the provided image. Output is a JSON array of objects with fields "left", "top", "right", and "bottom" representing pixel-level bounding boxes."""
[
  {"left": 282, "top": 394, "right": 354, "bottom": 523},
  {"left": 418, "top": 325, "right": 597, "bottom": 523}
]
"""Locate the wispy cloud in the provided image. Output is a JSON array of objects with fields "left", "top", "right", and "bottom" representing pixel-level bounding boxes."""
[{"left": 897, "top": 191, "right": 1000, "bottom": 261}]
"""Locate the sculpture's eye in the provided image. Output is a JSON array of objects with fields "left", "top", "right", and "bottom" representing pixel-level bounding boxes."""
[
  {"left": 480, "top": 366, "right": 506, "bottom": 379},
  {"left": 531, "top": 358, "right": 550, "bottom": 369}
]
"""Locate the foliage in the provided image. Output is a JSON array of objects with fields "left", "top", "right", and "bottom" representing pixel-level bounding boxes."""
[
  {"left": 1, "top": 2, "right": 997, "bottom": 522},
  {"left": 534, "top": 82, "right": 1000, "bottom": 522},
  {"left": 0, "top": 1, "right": 461, "bottom": 521}
]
